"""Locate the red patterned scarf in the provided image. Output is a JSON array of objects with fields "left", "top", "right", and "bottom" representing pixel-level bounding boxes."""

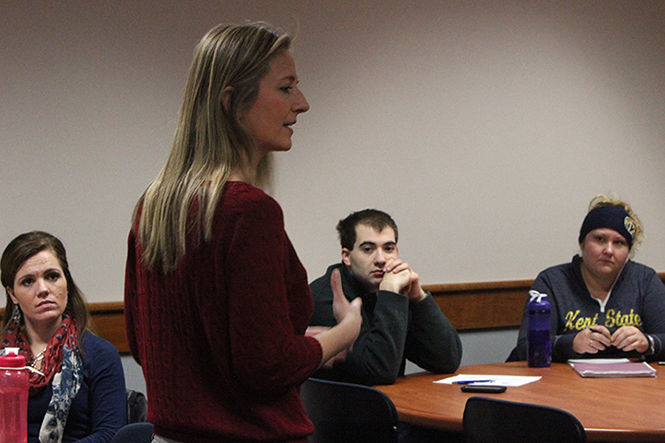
[{"left": 1, "top": 313, "right": 78, "bottom": 394}]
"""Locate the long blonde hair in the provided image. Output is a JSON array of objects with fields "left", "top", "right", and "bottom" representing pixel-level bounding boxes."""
[{"left": 134, "top": 22, "right": 290, "bottom": 272}]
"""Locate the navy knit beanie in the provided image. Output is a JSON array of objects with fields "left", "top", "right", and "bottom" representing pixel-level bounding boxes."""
[{"left": 578, "top": 205, "right": 635, "bottom": 247}]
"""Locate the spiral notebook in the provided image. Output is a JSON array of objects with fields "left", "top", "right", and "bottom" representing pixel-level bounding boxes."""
[{"left": 568, "top": 358, "right": 657, "bottom": 378}]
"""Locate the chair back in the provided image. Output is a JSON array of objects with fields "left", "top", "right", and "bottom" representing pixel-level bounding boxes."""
[
  {"left": 300, "top": 377, "right": 399, "bottom": 443},
  {"left": 110, "top": 422, "right": 154, "bottom": 443},
  {"left": 463, "top": 396, "right": 587, "bottom": 443},
  {"left": 126, "top": 389, "right": 148, "bottom": 423}
]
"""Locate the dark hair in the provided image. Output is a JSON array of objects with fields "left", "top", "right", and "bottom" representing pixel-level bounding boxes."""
[
  {"left": 1, "top": 231, "right": 92, "bottom": 343},
  {"left": 336, "top": 209, "right": 399, "bottom": 250}
]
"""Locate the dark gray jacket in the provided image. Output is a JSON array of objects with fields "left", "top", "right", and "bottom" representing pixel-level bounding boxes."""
[
  {"left": 511, "top": 255, "right": 665, "bottom": 362},
  {"left": 309, "top": 263, "right": 462, "bottom": 385}
]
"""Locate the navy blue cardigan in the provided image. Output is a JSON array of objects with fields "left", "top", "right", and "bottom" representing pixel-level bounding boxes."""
[{"left": 28, "top": 331, "right": 127, "bottom": 442}]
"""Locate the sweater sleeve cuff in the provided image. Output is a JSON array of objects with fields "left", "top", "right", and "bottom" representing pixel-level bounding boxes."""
[
  {"left": 377, "top": 290, "right": 409, "bottom": 303},
  {"left": 553, "top": 333, "right": 576, "bottom": 361},
  {"left": 409, "top": 291, "right": 438, "bottom": 314}
]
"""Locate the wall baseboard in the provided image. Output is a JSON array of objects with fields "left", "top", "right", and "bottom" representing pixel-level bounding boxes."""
[
  {"left": 4, "top": 273, "right": 663, "bottom": 354},
  {"left": 425, "top": 280, "right": 531, "bottom": 330},
  {"left": 88, "top": 302, "right": 128, "bottom": 353}
]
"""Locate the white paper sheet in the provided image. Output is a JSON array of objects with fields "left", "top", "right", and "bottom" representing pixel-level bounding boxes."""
[
  {"left": 434, "top": 374, "right": 542, "bottom": 387},
  {"left": 567, "top": 358, "right": 630, "bottom": 364}
]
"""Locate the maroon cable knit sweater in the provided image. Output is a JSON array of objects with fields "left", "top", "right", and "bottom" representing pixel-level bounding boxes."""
[{"left": 124, "top": 182, "right": 322, "bottom": 442}]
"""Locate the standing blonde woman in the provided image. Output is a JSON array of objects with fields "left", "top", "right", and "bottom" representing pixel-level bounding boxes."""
[
  {"left": 124, "top": 22, "right": 361, "bottom": 442},
  {"left": 509, "top": 194, "right": 665, "bottom": 362}
]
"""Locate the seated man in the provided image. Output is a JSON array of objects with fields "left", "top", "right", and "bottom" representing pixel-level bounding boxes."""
[{"left": 309, "top": 209, "right": 462, "bottom": 385}]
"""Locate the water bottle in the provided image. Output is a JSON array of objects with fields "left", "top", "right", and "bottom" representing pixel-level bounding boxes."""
[
  {"left": 527, "top": 290, "right": 551, "bottom": 368},
  {"left": 0, "top": 349, "right": 29, "bottom": 443}
]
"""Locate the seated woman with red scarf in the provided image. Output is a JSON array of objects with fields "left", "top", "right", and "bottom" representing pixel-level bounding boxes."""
[{"left": 1, "top": 231, "right": 126, "bottom": 442}]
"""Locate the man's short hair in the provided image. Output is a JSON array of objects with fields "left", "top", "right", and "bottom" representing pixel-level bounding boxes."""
[{"left": 336, "top": 209, "right": 399, "bottom": 250}]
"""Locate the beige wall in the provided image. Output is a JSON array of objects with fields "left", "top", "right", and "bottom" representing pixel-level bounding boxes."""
[{"left": 2, "top": 1, "right": 664, "bottom": 303}]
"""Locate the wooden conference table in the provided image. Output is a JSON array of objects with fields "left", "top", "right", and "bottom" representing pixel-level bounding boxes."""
[{"left": 375, "top": 361, "right": 665, "bottom": 442}]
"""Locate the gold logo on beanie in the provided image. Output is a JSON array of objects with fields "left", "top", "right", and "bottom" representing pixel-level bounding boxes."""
[{"left": 624, "top": 216, "right": 636, "bottom": 238}]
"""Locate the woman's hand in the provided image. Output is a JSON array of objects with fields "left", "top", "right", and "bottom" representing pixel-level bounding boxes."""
[
  {"left": 306, "top": 326, "right": 350, "bottom": 368},
  {"left": 305, "top": 326, "right": 329, "bottom": 337},
  {"left": 573, "top": 325, "right": 612, "bottom": 354},
  {"left": 314, "top": 269, "right": 362, "bottom": 368},
  {"left": 611, "top": 326, "right": 649, "bottom": 353},
  {"left": 331, "top": 268, "right": 362, "bottom": 329}
]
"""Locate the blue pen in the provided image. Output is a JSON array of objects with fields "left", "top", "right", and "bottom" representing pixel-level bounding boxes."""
[{"left": 454, "top": 379, "right": 493, "bottom": 385}]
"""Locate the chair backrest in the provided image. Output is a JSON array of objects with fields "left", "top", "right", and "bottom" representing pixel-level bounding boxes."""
[
  {"left": 300, "top": 377, "right": 399, "bottom": 443},
  {"left": 463, "top": 396, "right": 587, "bottom": 443},
  {"left": 110, "top": 422, "right": 154, "bottom": 443},
  {"left": 126, "top": 389, "right": 148, "bottom": 424}
]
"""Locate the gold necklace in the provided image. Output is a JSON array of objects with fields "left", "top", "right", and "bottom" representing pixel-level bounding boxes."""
[{"left": 30, "top": 349, "right": 46, "bottom": 368}]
